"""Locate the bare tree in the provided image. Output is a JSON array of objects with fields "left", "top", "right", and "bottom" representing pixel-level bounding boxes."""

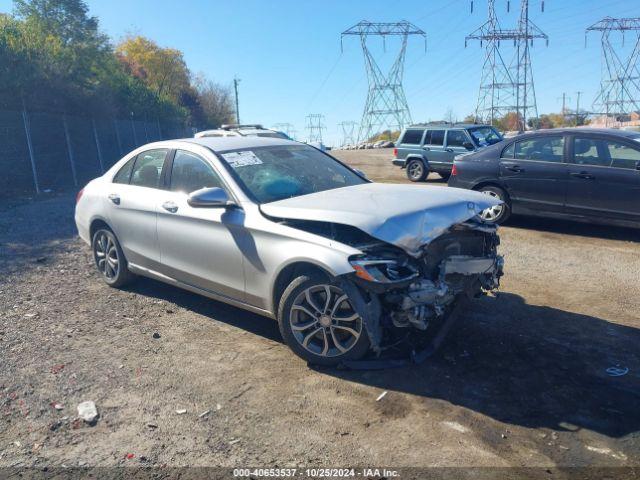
[{"left": 193, "top": 73, "right": 235, "bottom": 128}]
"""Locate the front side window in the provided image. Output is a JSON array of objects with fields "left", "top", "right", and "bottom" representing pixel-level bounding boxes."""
[
  {"left": 400, "top": 129, "right": 424, "bottom": 145},
  {"left": 219, "top": 145, "right": 367, "bottom": 203},
  {"left": 170, "top": 150, "right": 223, "bottom": 193},
  {"left": 426, "top": 130, "right": 445, "bottom": 146},
  {"left": 113, "top": 157, "right": 135, "bottom": 184},
  {"left": 501, "top": 143, "right": 515, "bottom": 159},
  {"left": 130, "top": 149, "right": 168, "bottom": 188},
  {"left": 515, "top": 137, "right": 564, "bottom": 162},
  {"left": 446, "top": 130, "right": 468, "bottom": 147}
]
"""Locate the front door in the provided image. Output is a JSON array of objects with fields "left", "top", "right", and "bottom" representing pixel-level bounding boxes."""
[
  {"left": 156, "top": 149, "right": 246, "bottom": 301},
  {"left": 498, "top": 135, "right": 568, "bottom": 213},
  {"left": 445, "top": 129, "right": 473, "bottom": 164},
  {"left": 566, "top": 135, "right": 640, "bottom": 222},
  {"left": 105, "top": 148, "right": 169, "bottom": 270}
]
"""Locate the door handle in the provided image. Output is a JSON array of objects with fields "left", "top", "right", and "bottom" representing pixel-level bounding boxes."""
[
  {"left": 570, "top": 171, "right": 595, "bottom": 180},
  {"left": 422, "top": 147, "right": 430, "bottom": 151},
  {"left": 108, "top": 193, "right": 120, "bottom": 205},
  {"left": 445, "top": 148, "right": 454, "bottom": 152},
  {"left": 506, "top": 165, "right": 524, "bottom": 173},
  {"left": 162, "top": 201, "right": 178, "bottom": 213}
]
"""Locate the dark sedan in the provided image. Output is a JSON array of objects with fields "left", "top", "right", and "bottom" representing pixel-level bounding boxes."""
[{"left": 447, "top": 128, "right": 640, "bottom": 228}]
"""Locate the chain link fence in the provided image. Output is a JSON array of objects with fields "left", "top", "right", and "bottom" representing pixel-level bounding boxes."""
[{"left": 0, "top": 108, "right": 193, "bottom": 196}]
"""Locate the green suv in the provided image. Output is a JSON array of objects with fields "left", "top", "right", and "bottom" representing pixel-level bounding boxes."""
[{"left": 392, "top": 123, "right": 503, "bottom": 181}]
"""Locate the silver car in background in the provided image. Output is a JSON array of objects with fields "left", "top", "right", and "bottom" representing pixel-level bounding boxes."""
[{"left": 75, "top": 137, "right": 504, "bottom": 366}]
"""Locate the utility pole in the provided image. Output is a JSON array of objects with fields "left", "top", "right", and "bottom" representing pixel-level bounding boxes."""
[
  {"left": 342, "top": 21, "right": 426, "bottom": 142},
  {"left": 575, "top": 91, "right": 583, "bottom": 126},
  {"left": 233, "top": 76, "right": 241, "bottom": 124},
  {"left": 586, "top": 18, "right": 640, "bottom": 119},
  {"left": 557, "top": 92, "right": 570, "bottom": 115}
]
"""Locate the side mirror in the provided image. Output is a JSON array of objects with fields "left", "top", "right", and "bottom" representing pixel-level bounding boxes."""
[
  {"left": 463, "top": 141, "right": 475, "bottom": 151},
  {"left": 353, "top": 168, "right": 368, "bottom": 179},
  {"left": 636, "top": 160, "right": 640, "bottom": 171},
  {"left": 187, "top": 187, "right": 235, "bottom": 208}
]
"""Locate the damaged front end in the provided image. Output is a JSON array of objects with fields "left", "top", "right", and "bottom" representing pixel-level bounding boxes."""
[{"left": 282, "top": 217, "right": 503, "bottom": 354}]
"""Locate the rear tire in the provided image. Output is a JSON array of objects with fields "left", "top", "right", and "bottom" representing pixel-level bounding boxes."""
[
  {"left": 439, "top": 171, "right": 451, "bottom": 181},
  {"left": 406, "top": 159, "right": 428, "bottom": 182},
  {"left": 277, "top": 274, "right": 370, "bottom": 366},
  {"left": 477, "top": 185, "right": 511, "bottom": 224},
  {"left": 92, "top": 228, "right": 136, "bottom": 288}
]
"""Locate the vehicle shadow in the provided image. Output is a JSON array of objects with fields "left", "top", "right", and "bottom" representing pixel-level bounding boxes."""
[
  {"left": 327, "top": 292, "right": 640, "bottom": 438},
  {"left": 505, "top": 215, "right": 640, "bottom": 243},
  {"left": 129, "top": 277, "right": 640, "bottom": 438}
]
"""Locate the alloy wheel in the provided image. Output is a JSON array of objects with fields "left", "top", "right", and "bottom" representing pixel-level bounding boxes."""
[
  {"left": 479, "top": 190, "right": 504, "bottom": 221},
  {"left": 290, "top": 285, "right": 362, "bottom": 358},
  {"left": 408, "top": 161, "right": 424, "bottom": 180},
  {"left": 94, "top": 232, "right": 119, "bottom": 280}
]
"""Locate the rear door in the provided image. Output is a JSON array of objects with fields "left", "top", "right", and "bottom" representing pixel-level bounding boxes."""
[
  {"left": 423, "top": 129, "right": 448, "bottom": 168},
  {"left": 498, "top": 135, "right": 568, "bottom": 212},
  {"left": 566, "top": 135, "right": 640, "bottom": 222},
  {"left": 105, "top": 148, "right": 169, "bottom": 270}
]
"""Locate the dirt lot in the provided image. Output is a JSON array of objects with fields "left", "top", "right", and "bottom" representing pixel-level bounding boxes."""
[{"left": 1, "top": 148, "right": 639, "bottom": 474}]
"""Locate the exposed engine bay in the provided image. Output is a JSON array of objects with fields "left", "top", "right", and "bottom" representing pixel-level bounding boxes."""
[{"left": 281, "top": 217, "right": 503, "bottom": 353}]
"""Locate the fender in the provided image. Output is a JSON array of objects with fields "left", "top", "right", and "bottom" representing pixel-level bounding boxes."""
[{"left": 405, "top": 153, "right": 429, "bottom": 169}]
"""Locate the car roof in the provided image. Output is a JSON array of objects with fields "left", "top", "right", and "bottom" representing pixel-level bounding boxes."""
[
  {"left": 178, "top": 135, "right": 296, "bottom": 152},
  {"left": 515, "top": 127, "right": 640, "bottom": 138},
  {"left": 406, "top": 123, "right": 489, "bottom": 130}
]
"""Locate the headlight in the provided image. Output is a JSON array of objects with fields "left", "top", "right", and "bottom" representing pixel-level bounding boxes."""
[{"left": 350, "top": 258, "right": 419, "bottom": 283}]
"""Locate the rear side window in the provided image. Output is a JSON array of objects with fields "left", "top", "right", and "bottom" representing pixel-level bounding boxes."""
[
  {"left": 113, "top": 157, "right": 135, "bottom": 184},
  {"left": 400, "top": 129, "right": 424, "bottom": 145},
  {"left": 446, "top": 130, "right": 468, "bottom": 147},
  {"left": 170, "top": 150, "right": 223, "bottom": 193},
  {"left": 606, "top": 140, "right": 640, "bottom": 169},
  {"left": 426, "top": 130, "right": 445, "bottom": 146},
  {"left": 130, "top": 149, "right": 168, "bottom": 188},
  {"left": 515, "top": 137, "right": 564, "bottom": 162},
  {"left": 573, "top": 137, "right": 640, "bottom": 168}
]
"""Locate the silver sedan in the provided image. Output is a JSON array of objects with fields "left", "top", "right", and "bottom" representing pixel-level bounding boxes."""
[{"left": 75, "top": 137, "right": 504, "bottom": 366}]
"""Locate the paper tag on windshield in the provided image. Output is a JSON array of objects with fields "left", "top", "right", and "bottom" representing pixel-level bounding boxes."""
[{"left": 222, "top": 151, "right": 263, "bottom": 168}]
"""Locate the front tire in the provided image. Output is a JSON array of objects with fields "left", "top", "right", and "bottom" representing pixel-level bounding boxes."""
[
  {"left": 277, "top": 274, "right": 370, "bottom": 366},
  {"left": 92, "top": 228, "right": 136, "bottom": 288},
  {"left": 406, "top": 159, "right": 428, "bottom": 182},
  {"left": 478, "top": 185, "right": 511, "bottom": 224}
]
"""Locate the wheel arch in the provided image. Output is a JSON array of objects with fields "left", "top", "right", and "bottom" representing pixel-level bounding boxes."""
[
  {"left": 89, "top": 216, "right": 113, "bottom": 241},
  {"left": 472, "top": 180, "right": 510, "bottom": 201},
  {"left": 271, "top": 261, "right": 334, "bottom": 315},
  {"left": 406, "top": 154, "right": 429, "bottom": 166}
]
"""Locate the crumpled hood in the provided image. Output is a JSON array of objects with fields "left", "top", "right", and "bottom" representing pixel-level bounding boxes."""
[{"left": 260, "top": 183, "right": 501, "bottom": 257}]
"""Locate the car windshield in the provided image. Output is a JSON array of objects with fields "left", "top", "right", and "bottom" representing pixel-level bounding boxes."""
[
  {"left": 468, "top": 126, "right": 503, "bottom": 147},
  {"left": 218, "top": 145, "right": 367, "bottom": 203}
]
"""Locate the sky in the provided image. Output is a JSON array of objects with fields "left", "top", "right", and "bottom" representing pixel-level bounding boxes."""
[{"left": 1, "top": 0, "right": 639, "bottom": 146}]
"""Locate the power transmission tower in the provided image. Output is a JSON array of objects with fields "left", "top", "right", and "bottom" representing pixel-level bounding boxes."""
[
  {"left": 513, "top": 0, "right": 547, "bottom": 130},
  {"left": 337, "top": 121, "right": 358, "bottom": 146},
  {"left": 341, "top": 21, "right": 426, "bottom": 142},
  {"left": 466, "top": 1, "right": 546, "bottom": 130},
  {"left": 466, "top": 0, "right": 518, "bottom": 125},
  {"left": 586, "top": 17, "right": 640, "bottom": 119},
  {"left": 306, "top": 114, "right": 325, "bottom": 143},
  {"left": 272, "top": 123, "right": 295, "bottom": 139}
]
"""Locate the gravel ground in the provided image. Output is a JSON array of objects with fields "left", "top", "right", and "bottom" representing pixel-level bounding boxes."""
[{"left": 1, "top": 149, "right": 639, "bottom": 473}]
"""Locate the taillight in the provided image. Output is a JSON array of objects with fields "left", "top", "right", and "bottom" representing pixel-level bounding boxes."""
[
  {"left": 451, "top": 164, "right": 458, "bottom": 176},
  {"left": 76, "top": 188, "right": 84, "bottom": 204},
  {"left": 393, "top": 148, "right": 398, "bottom": 157}
]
